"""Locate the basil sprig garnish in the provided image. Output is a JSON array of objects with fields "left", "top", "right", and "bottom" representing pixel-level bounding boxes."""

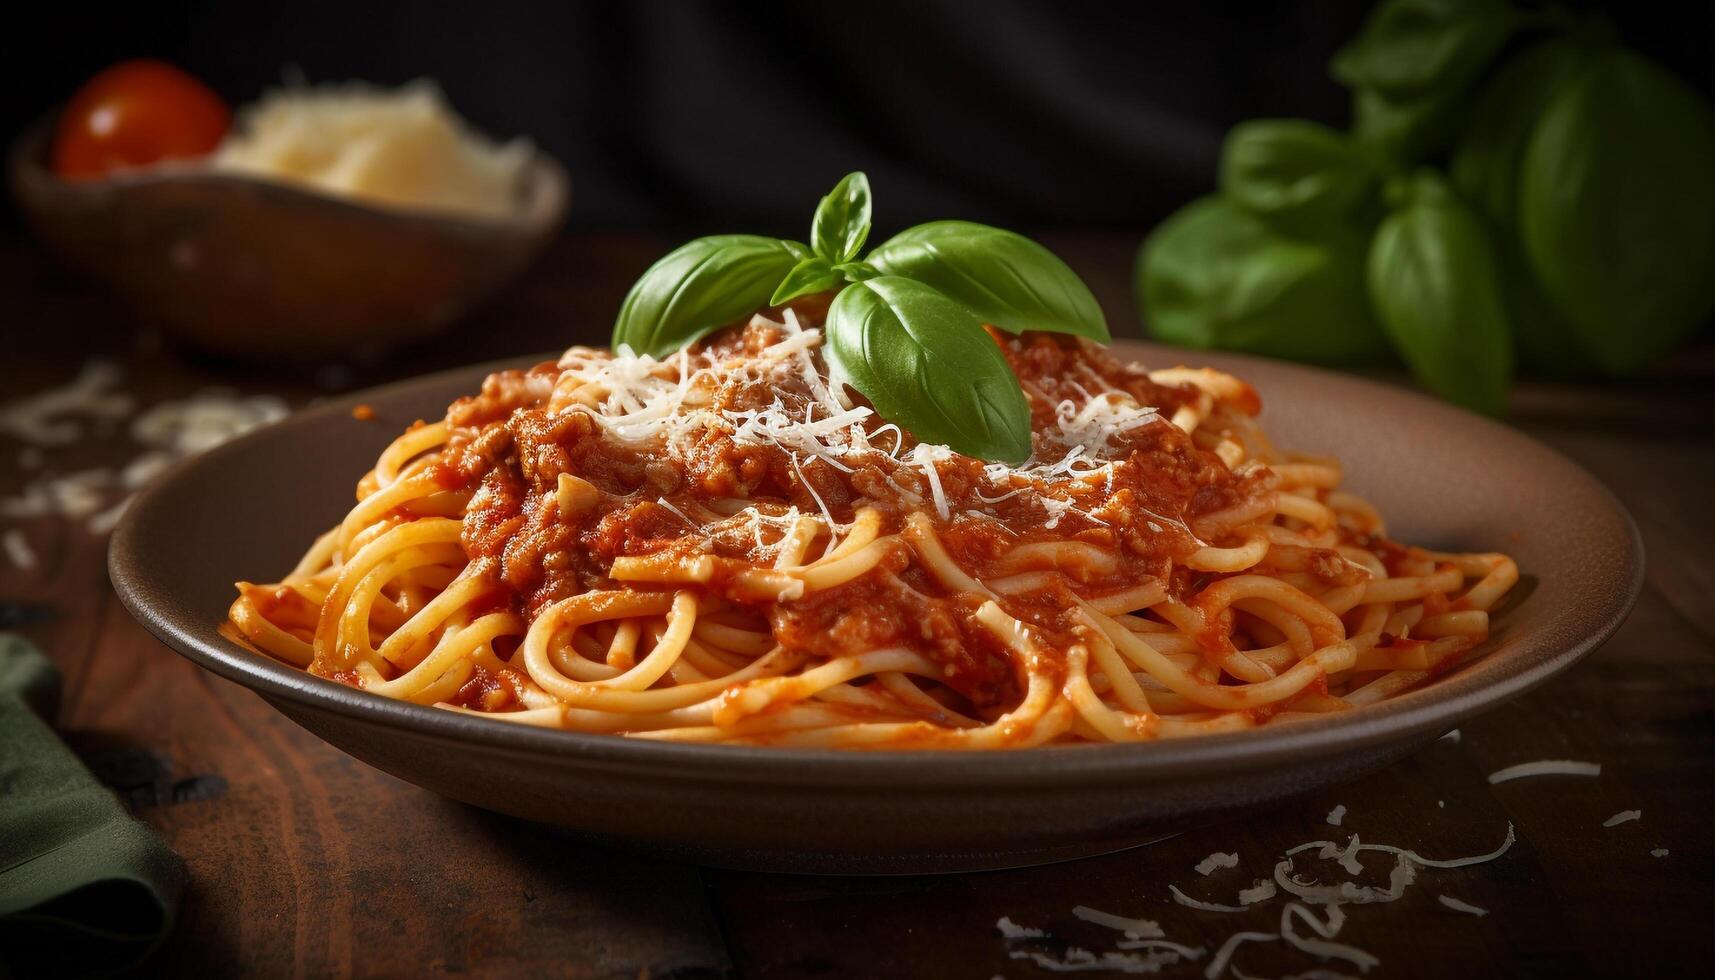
[{"left": 613, "top": 172, "right": 1106, "bottom": 462}]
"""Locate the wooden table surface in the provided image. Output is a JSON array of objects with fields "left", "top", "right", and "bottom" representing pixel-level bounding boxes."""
[{"left": 3, "top": 231, "right": 1712, "bottom": 979}]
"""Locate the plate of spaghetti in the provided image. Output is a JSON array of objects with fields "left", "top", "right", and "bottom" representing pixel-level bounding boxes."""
[{"left": 110, "top": 182, "right": 1642, "bottom": 871}]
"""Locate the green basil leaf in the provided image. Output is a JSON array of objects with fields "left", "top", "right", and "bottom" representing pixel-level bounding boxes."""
[
  {"left": 1518, "top": 46, "right": 1715, "bottom": 376},
  {"left": 867, "top": 221, "right": 1109, "bottom": 342},
  {"left": 1139, "top": 195, "right": 1390, "bottom": 365},
  {"left": 824, "top": 276, "right": 1032, "bottom": 464},
  {"left": 811, "top": 172, "right": 873, "bottom": 263},
  {"left": 1332, "top": 0, "right": 1521, "bottom": 98},
  {"left": 770, "top": 256, "right": 844, "bottom": 306},
  {"left": 1220, "top": 119, "right": 1381, "bottom": 232},
  {"left": 1451, "top": 39, "right": 1592, "bottom": 227},
  {"left": 612, "top": 236, "right": 800, "bottom": 358},
  {"left": 1451, "top": 38, "right": 1602, "bottom": 378},
  {"left": 1368, "top": 173, "right": 1513, "bottom": 414}
]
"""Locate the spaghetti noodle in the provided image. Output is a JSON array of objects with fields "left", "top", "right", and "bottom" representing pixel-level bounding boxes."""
[{"left": 229, "top": 312, "right": 1518, "bottom": 747}]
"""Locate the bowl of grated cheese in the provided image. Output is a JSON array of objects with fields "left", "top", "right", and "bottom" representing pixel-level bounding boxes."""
[{"left": 10, "top": 79, "right": 569, "bottom": 360}]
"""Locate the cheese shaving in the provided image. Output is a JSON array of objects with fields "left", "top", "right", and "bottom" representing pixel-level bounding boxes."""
[
  {"left": 1280, "top": 902, "right": 1378, "bottom": 974},
  {"left": 1009, "top": 947, "right": 1186, "bottom": 974},
  {"left": 1170, "top": 886, "right": 1247, "bottom": 914},
  {"left": 1072, "top": 905, "right": 1164, "bottom": 939},
  {"left": 1437, "top": 895, "right": 1488, "bottom": 917},
  {"left": 1204, "top": 931, "right": 1277, "bottom": 980},
  {"left": 1196, "top": 852, "right": 1240, "bottom": 876},
  {"left": 995, "top": 916, "right": 1047, "bottom": 939},
  {"left": 1602, "top": 810, "right": 1641, "bottom": 828},
  {"left": 1487, "top": 760, "right": 1601, "bottom": 784},
  {"left": 1325, "top": 805, "right": 1346, "bottom": 827},
  {"left": 1008, "top": 954, "right": 1186, "bottom": 974},
  {"left": 3, "top": 530, "right": 36, "bottom": 570},
  {"left": 1237, "top": 880, "right": 1277, "bottom": 906},
  {"left": 1322, "top": 835, "right": 1365, "bottom": 876}
]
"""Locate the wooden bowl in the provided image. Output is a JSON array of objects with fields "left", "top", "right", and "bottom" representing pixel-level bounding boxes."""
[{"left": 7, "top": 113, "right": 568, "bottom": 360}]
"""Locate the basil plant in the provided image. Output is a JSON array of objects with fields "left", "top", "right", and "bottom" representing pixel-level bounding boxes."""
[{"left": 1138, "top": 0, "right": 1715, "bottom": 412}]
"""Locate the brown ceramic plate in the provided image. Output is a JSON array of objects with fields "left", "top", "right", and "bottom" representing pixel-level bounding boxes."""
[{"left": 109, "top": 341, "right": 1643, "bottom": 874}]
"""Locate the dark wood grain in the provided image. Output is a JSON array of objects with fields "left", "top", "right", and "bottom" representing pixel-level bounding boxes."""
[{"left": 2, "top": 232, "right": 1711, "bottom": 979}]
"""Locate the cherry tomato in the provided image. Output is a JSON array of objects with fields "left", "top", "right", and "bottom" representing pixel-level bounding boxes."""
[{"left": 52, "top": 59, "right": 231, "bottom": 179}]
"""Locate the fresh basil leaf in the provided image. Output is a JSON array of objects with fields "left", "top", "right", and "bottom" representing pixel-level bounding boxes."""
[
  {"left": 1518, "top": 46, "right": 1715, "bottom": 376},
  {"left": 1332, "top": 0, "right": 1522, "bottom": 98},
  {"left": 770, "top": 256, "right": 844, "bottom": 306},
  {"left": 1139, "top": 196, "right": 1390, "bottom": 365},
  {"left": 612, "top": 236, "right": 800, "bottom": 358},
  {"left": 811, "top": 172, "right": 873, "bottom": 263},
  {"left": 1451, "top": 38, "right": 1602, "bottom": 378},
  {"left": 1368, "top": 173, "right": 1513, "bottom": 414},
  {"left": 1220, "top": 120, "right": 1381, "bottom": 233},
  {"left": 824, "top": 276, "right": 1032, "bottom": 464},
  {"left": 1452, "top": 39, "right": 1591, "bottom": 228},
  {"left": 868, "top": 221, "right": 1109, "bottom": 342}
]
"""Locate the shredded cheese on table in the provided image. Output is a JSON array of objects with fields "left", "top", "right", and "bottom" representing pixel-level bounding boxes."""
[
  {"left": 0, "top": 362, "right": 288, "bottom": 536},
  {"left": 1196, "top": 852, "right": 1240, "bottom": 876},
  {"left": 1437, "top": 895, "right": 1488, "bottom": 917},
  {"left": 2, "top": 529, "right": 36, "bottom": 570},
  {"left": 1487, "top": 760, "right": 1602, "bottom": 784}
]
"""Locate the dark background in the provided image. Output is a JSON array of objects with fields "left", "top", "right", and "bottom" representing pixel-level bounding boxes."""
[{"left": 6, "top": 0, "right": 1710, "bottom": 237}]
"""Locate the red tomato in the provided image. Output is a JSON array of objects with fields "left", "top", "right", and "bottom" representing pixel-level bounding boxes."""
[{"left": 52, "top": 59, "right": 231, "bottom": 179}]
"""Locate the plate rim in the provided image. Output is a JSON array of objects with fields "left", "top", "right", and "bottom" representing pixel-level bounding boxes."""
[{"left": 108, "top": 342, "right": 1646, "bottom": 790}]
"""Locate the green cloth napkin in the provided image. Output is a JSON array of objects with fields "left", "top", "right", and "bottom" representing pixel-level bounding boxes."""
[{"left": 0, "top": 634, "right": 184, "bottom": 978}]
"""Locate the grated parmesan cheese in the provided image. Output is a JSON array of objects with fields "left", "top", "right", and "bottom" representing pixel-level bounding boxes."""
[
  {"left": 1326, "top": 805, "right": 1346, "bottom": 827},
  {"left": 549, "top": 316, "right": 1185, "bottom": 545},
  {"left": 1, "top": 369, "right": 288, "bottom": 536},
  {"left": 1603, "top": 810, "right": 1641, "bottom": 828},
  {"left": 0, "top": 361, "right": 132, "bottom": 446},
  {"left": 1651, "top": 848, "right": 1669, "bottom": 858},
  {"left": 212, "top": 79, "right": 530, "bottom": 218}
]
